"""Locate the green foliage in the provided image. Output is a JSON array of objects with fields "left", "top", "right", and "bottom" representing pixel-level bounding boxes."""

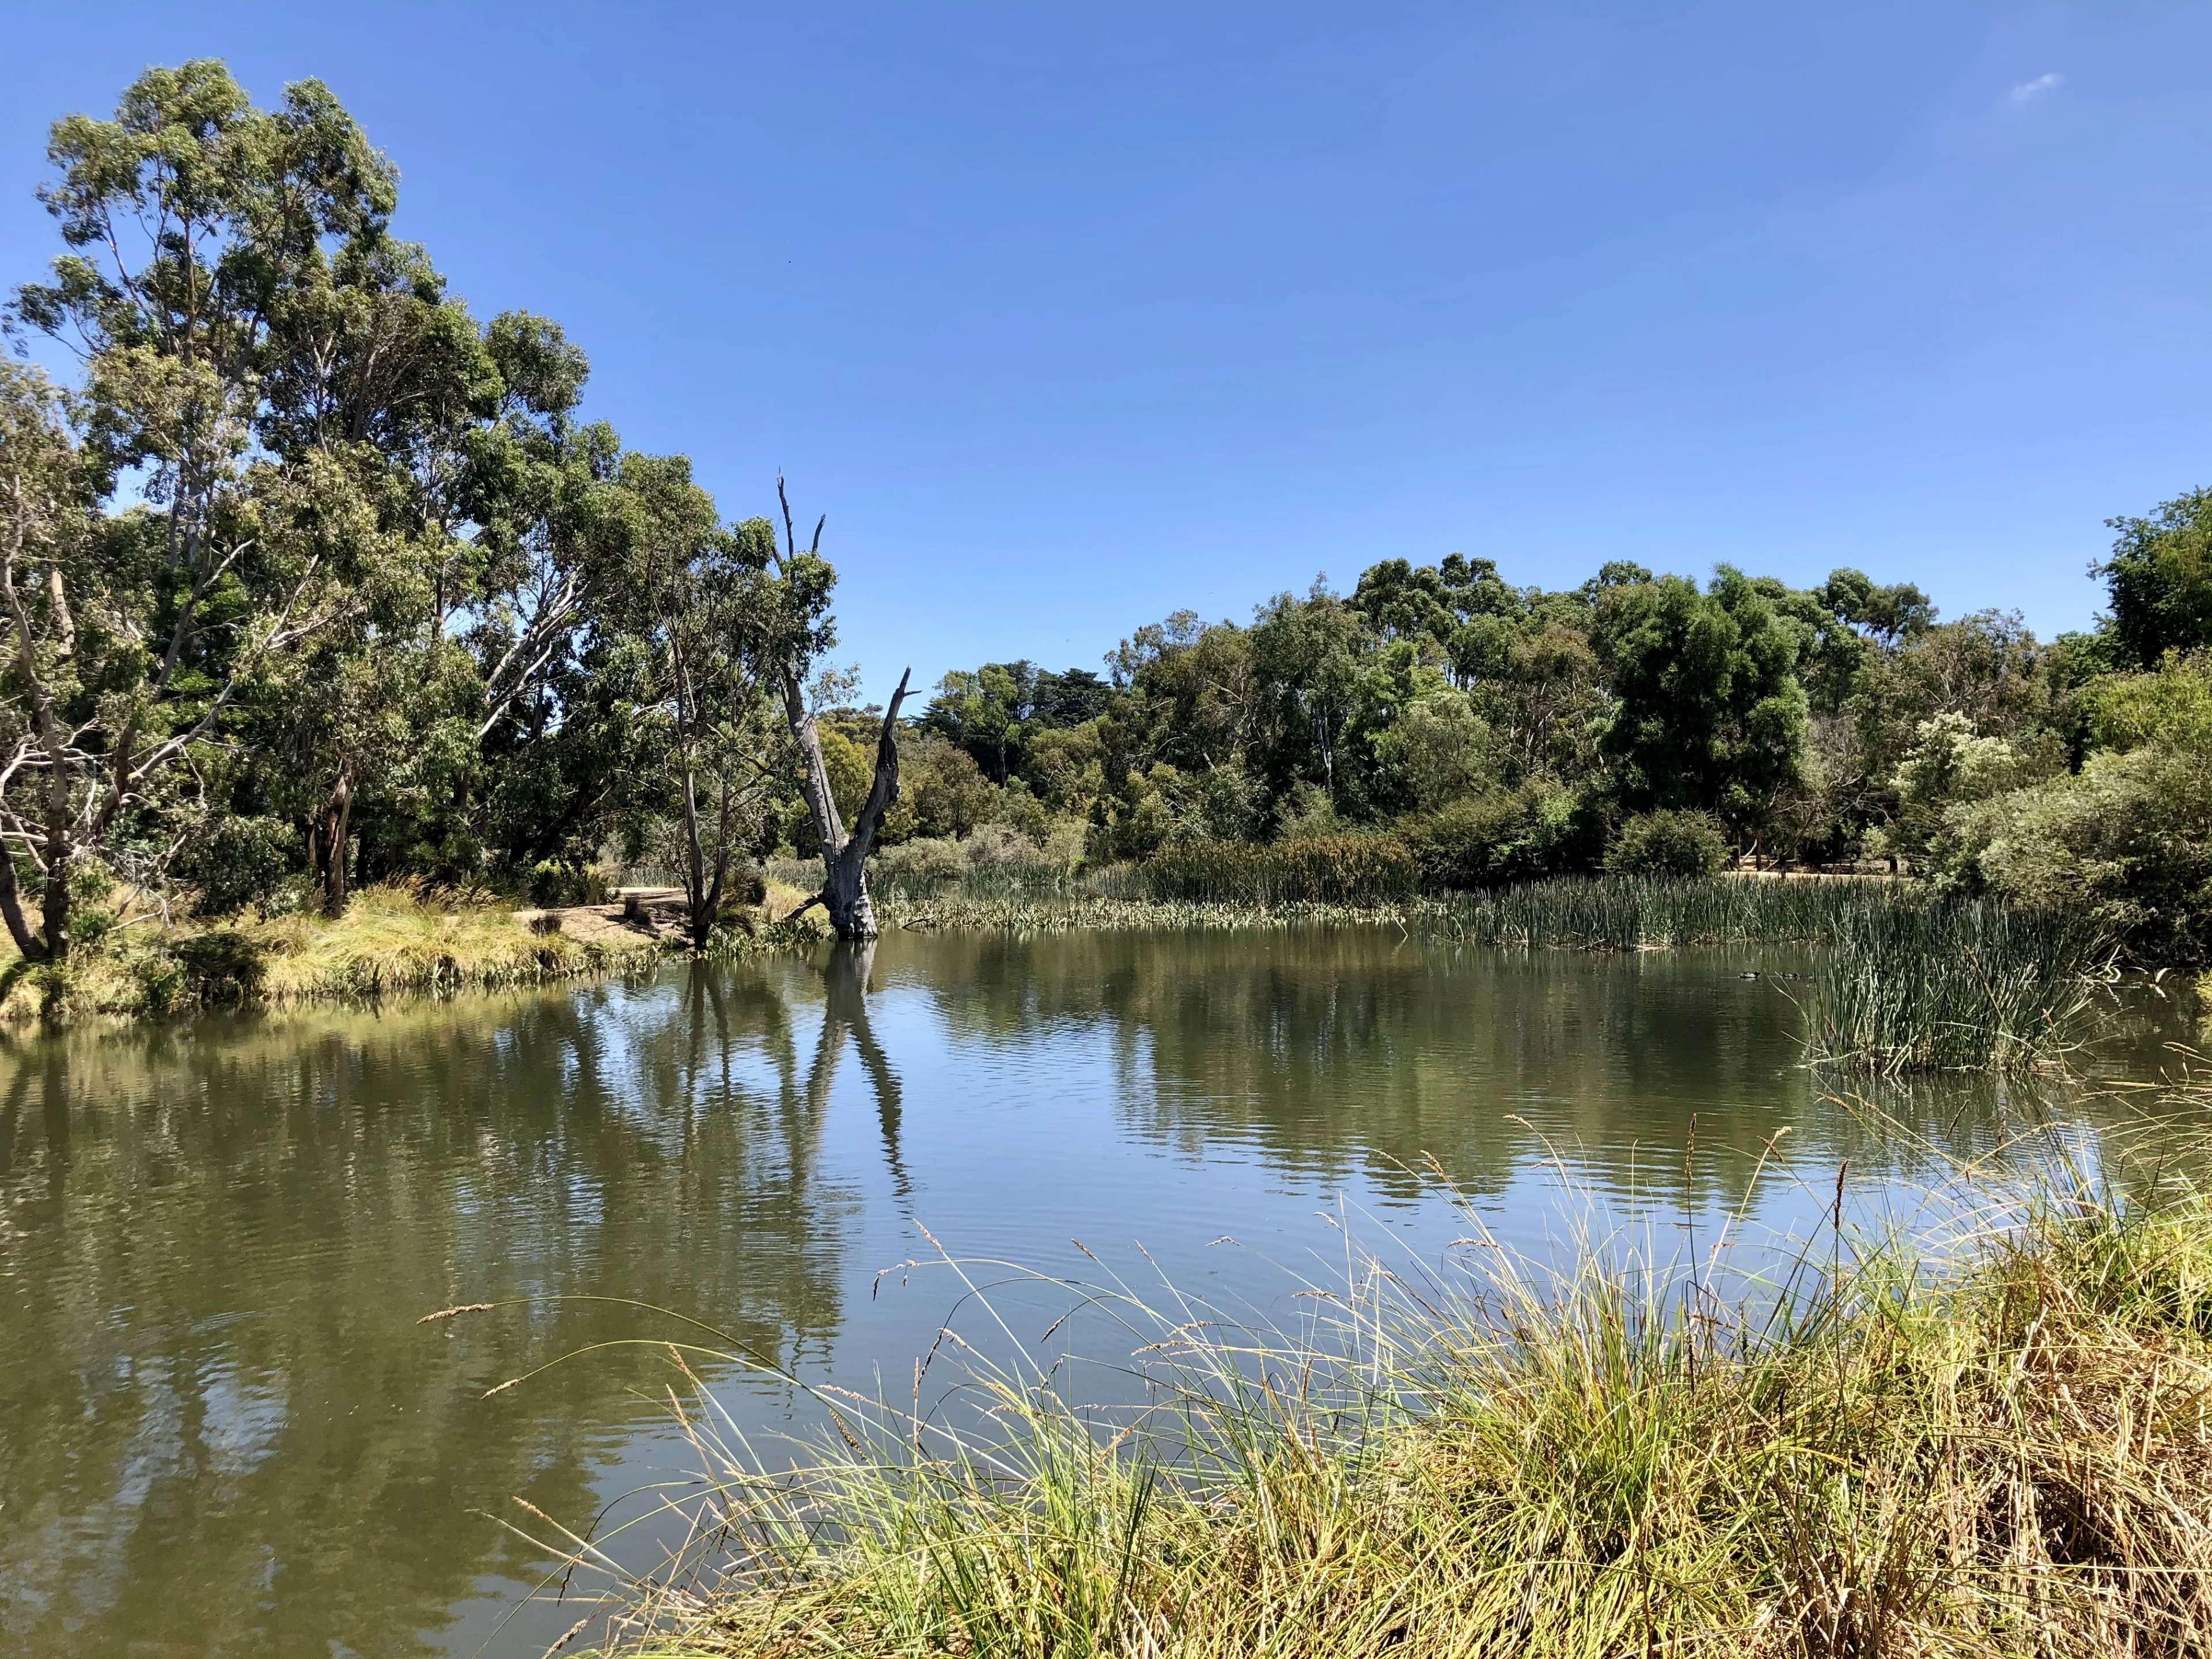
[
  {"left": 897, "top": 738, "right": 995, "bottom": 840},
  {"left": 1401, "top": 782, "right": 1589, "bottom": 889},
  {"left": 172, "top": 930, "right": 269, "bottom": 1007},
  {"left": 182, "top": 814, "right": 297, "bottom": 915},
  {"left": 816, "top": 725, "right": 871, "bottom": 825},
  {"left": 1952, "top": 738, "right": 2212, "bottom": 965},
  {"left": 1819, "top": 566, "right": 1934, "bottom": 642},
  {"left": 1370, "top": 685, "right": 1498, "bottom": 810},
  {"left": 1881, "top": 711, "right": 2027, "bottom": 868},
  {"left": 2098, "top": 487, "right": 2212, "bottom": 667},
  {"left": 1595, "top": 566, "right": 1809, "bottom": 831},
  {"left": 527, "top": 858, "right": 608, "bottom": 907},
  {"left": 1604, "top": 809, "right": 1731, "bottom": 877},
  {"left": 2083, "top": 650, "right": 2212, "bottom": 753}
]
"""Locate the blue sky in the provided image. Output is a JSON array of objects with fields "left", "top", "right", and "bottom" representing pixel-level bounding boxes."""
[{"left": 6, "top": 3, "right": 2210, "bottom": 699}]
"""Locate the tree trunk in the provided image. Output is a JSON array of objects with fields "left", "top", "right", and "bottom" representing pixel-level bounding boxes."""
[
  {"left": 320, "top": 774, "right": 353, "bottom": 917},
  {"left": 781, "top": 666, "right": 912, "bottom": 941},
  {"left": 39, "top": 851, "right": 68, "bottom": 963},
  {"left": 679, "top": 766, "right": 733, "bottom": 952},
  {"left": 820, "top": 847, "right": 879, "bottom": 940},
  {"left": 0, "top": 847, "right": 44, "bottom": 961}
]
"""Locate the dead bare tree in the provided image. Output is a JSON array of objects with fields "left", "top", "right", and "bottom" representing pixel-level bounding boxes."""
[{"left": 773, "top": 477, "right": 910, "bottom": 941}]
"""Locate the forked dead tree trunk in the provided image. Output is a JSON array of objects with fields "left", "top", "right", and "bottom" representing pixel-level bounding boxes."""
[{"left": 781, "top": 665, "right": 912, "bottom": 940}]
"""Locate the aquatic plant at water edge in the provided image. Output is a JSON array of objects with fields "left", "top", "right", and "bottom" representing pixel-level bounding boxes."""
[
  {"left": 1801, "top": 898, "right": 2110, "bottom": 1073},
  {"left": 1142, "top": 835, "right": 1420, "bottom": 906}
]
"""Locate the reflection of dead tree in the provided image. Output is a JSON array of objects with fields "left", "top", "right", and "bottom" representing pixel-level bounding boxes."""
[{"left": 806, "top": 942, "right": 909, "bottom": 1201}]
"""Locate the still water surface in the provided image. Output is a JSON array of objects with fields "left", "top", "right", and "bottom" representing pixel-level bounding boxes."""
[{"left": 0, "top": 927, "right": 2182, "bottom": 1655}]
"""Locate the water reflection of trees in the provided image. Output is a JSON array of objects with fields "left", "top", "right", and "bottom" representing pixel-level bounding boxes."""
[
  {"left": 0, "top": 956, "right": 893, "bottom": 1658},
  {"left": 884, "top": 929, "right": 2108, "bottom": 1209}
]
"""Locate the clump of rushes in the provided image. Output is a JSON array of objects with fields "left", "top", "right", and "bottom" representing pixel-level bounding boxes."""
[
  {"left": 569, "top": 1126, "right": 2212, "bottom": 1659},
  {"left": 874, "top": 895, "right": 1420, "bottom": 934},
  {"left": 1143, "top": 835, "right": 1421, "bottom": 906},
  {"left": 1802, "top": 899, "right": 2112, "bottom": 1073}
]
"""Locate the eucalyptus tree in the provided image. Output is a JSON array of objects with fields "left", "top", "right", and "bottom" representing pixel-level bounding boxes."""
[
  {"left": 1248, "top": 585, "right": 1365, "bottom": 805},
  {"left": 1594, "top": 565, "right": 1810, "bottom": 839},
  {"left": 1, "top": 62, "right": 427, "bottom": 939},
  {"left": 2097, "top": 488, "right": 2212, "bottom": 669}
]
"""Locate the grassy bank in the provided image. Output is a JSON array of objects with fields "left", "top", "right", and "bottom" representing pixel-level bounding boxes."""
[
  {"left": 579, "top": 1116, "right": 2212, "bottom": 1658},
  {"left": 0, "top": 882, "right": 673, "bottom": 1022}
]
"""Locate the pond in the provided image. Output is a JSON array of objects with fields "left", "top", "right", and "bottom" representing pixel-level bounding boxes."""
[{"left": 0, "top": 926, "right": 2186, "bottom": 1656}]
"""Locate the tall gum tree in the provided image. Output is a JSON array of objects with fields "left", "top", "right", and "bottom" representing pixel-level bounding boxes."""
[{"left": 1, "top": 62, "right": 405, "bottom": 948}]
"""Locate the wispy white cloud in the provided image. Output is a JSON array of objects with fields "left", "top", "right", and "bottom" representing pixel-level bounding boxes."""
[{"left": 2010, "top": 72, "right": 2063, "bottom": 104}]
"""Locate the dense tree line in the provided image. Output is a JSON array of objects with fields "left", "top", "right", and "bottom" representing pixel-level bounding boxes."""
[
  {"left": 7, "top": 63, "right": 2211, "bottom": 968},
  {"left": 892, "top": 509, "right": 2212, "bottom": 961}
]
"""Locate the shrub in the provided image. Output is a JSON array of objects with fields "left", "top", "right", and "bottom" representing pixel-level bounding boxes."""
[
  {"left": 1604, "top": 809, "right": 1732, "bottom": 877},
  {"left": 528, "top": 858, "right": 609, "bottom": 907},
  {"left": 1950, "top": 739, "right": 2212, "bottom": 965},
  {"left": 726, "top": 862, "right": 768, "bottom": 907},
  {"left": 1401, "top": 781, "right": 1593, "bottom": 891},
  {"left": 182, "top": 815, "right": 295, "bottom": 916},
  {"left": 961, "top": 823, "right": 1040, "bottom": 869},
  {"left": 173, "top": 930, "right": 267, "bottom": 1006},
  {"left": 874, "top": 837, "right": 965, "bottom": 888},
  {"left": 988, "top": 778, "right": 1052, "bottom": 846}
]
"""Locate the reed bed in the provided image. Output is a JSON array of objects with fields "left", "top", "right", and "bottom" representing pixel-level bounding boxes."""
[
  {"left": 1804, "top": 900, "right": 2112, "bottom": 1074},
  {"left": 1144, "top": 834, "right": 1421, "bottom": 906},
  {"left": 875, "top": 878, "right": 2112, "bottom": 1074},
  {"left": 1437, "top": 872, "right": 1916, "bottom": 949},
  {"left": 874, "top": 893, "right": 1422, "bottom": 934},
  {"left": 562, "top": 1113, "right": 2212, "bottom": 1659}
]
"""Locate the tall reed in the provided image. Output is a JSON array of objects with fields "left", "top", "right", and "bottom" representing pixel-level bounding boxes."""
[
  {"left": 1438, "top": 872, "right": 1915, "bottom": 949},
  {"left": 870, "top": 875, "right": 2109, "bottom": 1074},
  {"left": 1802, "top": 898, "right": 2111, "bottom": 1073},
  {"left": 1143, "top": 835, "right": 1419, "bottom": 906}
]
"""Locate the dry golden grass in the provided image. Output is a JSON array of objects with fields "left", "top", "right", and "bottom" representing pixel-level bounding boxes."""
[{"left": 0, "top": 880, "right": 668, "bottom": 1022}]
